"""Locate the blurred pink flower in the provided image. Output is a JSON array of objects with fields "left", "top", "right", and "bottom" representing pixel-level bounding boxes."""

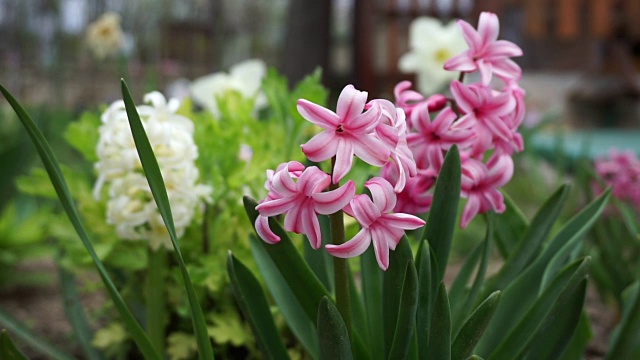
[
  {"left": 407, "top": 104, "right": 474, "bottom": 170},
  {"left": 326, "top": 177, "right": 425, "bottom": 270},
  {"left": 388, "top": 168, "right": 437, "bottom": 215},
  {"left": 255, "top": 162, "right": 356, "bottom": 248},
  {"left": 450, "top": 80, "right": 516, "bottom": 156},
  {"left": 444, "top": 12, "right": 523, "bottom": 84},
  {"left": 299, "top": 85, "right": 390, "bottom": 183},
  {"left": 594, "top": 149, "right": 640, "bottom": 213},
  {"left": 393, "top": 81, "right": 447, "bottom": 128},
  {"left": 460, "top": 154, "right": 513, "bottom": 227}
]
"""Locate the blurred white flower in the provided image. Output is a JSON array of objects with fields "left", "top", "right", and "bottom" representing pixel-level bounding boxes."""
[
  {"left": 95, "top": 91, "right": 212, "bottom": 250},
  {"left": 238, "top": 144, "right": 253, "bottom": 163},
  {"left": 398, "top": 17, "right": 466, "bottom": 94},
  {"left": 190, "top": 59, "right": 268, "bottom": 117},
  {"left": 86, "top": 11, "right": 123, "bottom": 60}
]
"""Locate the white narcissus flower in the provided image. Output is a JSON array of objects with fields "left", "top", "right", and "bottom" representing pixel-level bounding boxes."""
[
  {"left": 398, "top": 17, "right": 467, "bottom": 95},
  {"left": 85, "top": 12, "right": 123, "bottom": 60},
  {"left": 95, "top": 91, "right": 212, "bottom": 251},
  {"left": 190, "top": 59, "right": 268, "bottom": 118}
]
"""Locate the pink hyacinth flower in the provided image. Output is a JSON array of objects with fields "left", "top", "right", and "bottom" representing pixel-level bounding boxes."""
[
  {"left": 450, "top": 81, "right": 516, "bottom": 156},
  {"left": 460, "top": 154, "right": 513, "bottom": 228},
  {"left": 370, "top": 99, "right": 417, "bottom": 192},
  {"left": 326, "top": 177, "right": 425, "bottom": 270},
  {"left": 255, "top": 163, "right": 356, "bottom": 248},
  {"left": 299, "top": 85, "right": 390, "bottom": 183},
  {"left": 444, "top": 12, "right": 523, "bottom": 84},
  {"left": 407, "top": 104, "right": 475, "bottom": 170},
  {"left": 389, "top": 168, "right": 437, "bottom": 215},
  {"left": 394, "top": 81, "right": 447, "bottom": 128}
]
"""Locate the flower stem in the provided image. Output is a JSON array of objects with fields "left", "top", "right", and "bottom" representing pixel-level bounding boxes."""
[
  {"left": 329, "top": 157, "right": 352, "bottom": 335},
  {"left": 146, "top": 247, "right": 167, "bottom": 354}
]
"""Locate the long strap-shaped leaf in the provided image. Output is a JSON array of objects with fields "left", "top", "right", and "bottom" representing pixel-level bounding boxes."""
[
  {"left": 318, "top": 296, "right": 353, "bottom": 360},
  {"left": 0, "top": 330, "right": 28, "bottom": 360},
  {"left": 227, "top": 252, "right": 290, "bottom": 359},
  {"left": 120, "top": 80, "right": 214, "bottom": 360},
  {"left": 0, "top": 84, "right": 161, "bottom": 360}
]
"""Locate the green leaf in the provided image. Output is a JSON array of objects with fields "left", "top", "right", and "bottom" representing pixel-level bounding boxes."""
[
  {"left": 0, "top": 84, "right": 161, "bottom": 360},
  {"left": 558, "top": 311, "right": 593, "bottom": 360},
  {"left": 318, "top": 297, "right": 353, "bottom": 360},
  {"left": 415, "top": 241, "right": 433, "bottom": 359},
  {"left": 452, "top": 291, "right": 501, "bottom": 360},
  {"left": 121, "top": 80, "right": 213, "bottom": 360},
  {"left": 63, "top": 111, "right": 100, "bottom": 162},
  {"left": 485, "top": 257, "right": 590, "bottom": 360},
  {"left": 484, "top": 184, "right": 570, "bottom": 294},
  {"left": 227, "top": 252, "right": 290, "bottom": 359},
  {"left": 58, "top": 264, "right": 103, "bottom": 360},
  {"left": 493, "top": 192, "right": 528, "bottom": 259},
  {"left": 428, "top": 282, "right": 451, "bottom": 360},
  {"left": 0, "top": 307, "right": 74, "bottom": 360},
  {"left": 422, "top": 146, "right": 461, "bottom": 284},
  {"left": 539, "top": 188, "right": 611, "bottom": 290},
  {"left": 606, "top": 281, "right": 640, "bottom": 359},
  {"left": 453, "top": 214, "right": 493, "bottom": 333},
  {"left": 388, "top": 260, "right": 419, "bottom": 360},
  {"left": 475, "top": 189, "right": 610, "bottom": 353},
  {"left": 523, "top": 280, "right": 587, "bottom": 360},
  {"left": 348, "top": 265, "right": 368, "bottom": 352},
  {"left": 243, "top": 196, "right": 330, "bottom": 323},
  {"left": 0, "top": 330, "right": 28, "bottom": 360},
  {"left": 448, "top": 244, "right": 483, "bottom": 324},
  {"left": 250, "top": 234, "right": 319, "bottom": 357},
  {"left": 304, "top": 214, "right": 334, "bottom": 293},
  {"left": 361, "top": 246, "right": 384, "bottom": 360},
  {"left": 383, "top": 236, "right": 414, "bottom": 357}
]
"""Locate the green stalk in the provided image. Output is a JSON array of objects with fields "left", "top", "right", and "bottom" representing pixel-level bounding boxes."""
[
  {"left": 146, "top": 247, "right": 168, "bottom": 354},
  {"left": 329, "top": 157, "right": 351, "bottom": 335}
]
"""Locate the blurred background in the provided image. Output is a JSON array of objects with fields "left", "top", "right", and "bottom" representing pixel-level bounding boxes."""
[{"left": 1, "top": 0, "right": 639, "bottom": 119}]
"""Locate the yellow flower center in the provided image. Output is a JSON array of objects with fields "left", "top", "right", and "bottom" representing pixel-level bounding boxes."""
[{"left": 434, "top": 48, "right": 451, "bottom": 64}]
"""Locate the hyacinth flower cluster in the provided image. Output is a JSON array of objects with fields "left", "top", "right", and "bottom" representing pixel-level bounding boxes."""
[
  {"left": 594, "top": 148, "right": 640, "bottom": 213},
  {"left": 94, "top": 91, "right": 212, "bottom": 250},
  {"left": 254, "top": 11, "right": 524, "bottom": 270}
]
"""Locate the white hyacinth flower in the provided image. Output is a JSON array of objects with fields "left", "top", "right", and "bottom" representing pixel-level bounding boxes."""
[
  {"left": 95, "top": 91, "right": 212, "bottom": 250},
  {"left": 190, "top": 59, "right": 268, "bottom": 118},
  {"left": 398, "top": 17, "right": 467, "bottom": 94}
]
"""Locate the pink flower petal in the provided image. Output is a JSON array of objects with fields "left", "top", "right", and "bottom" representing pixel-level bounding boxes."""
[
  {"left": 352, "top": 134, "right": 390, "bottom": 167},
  {"left": 297, "top": 99, "right": 340, "bottom": 129},
  {"left": 478, "top": 12, "right": 500, "bottom": 46},
  {"left": 284, "top": 202, "right": 304, "bottom": 234},
  {"left": 256, "top": 196, "right": 297, "bottom": 217},
  {"left": 272, "top": 164, "right": 298, "bottom": 196},
  {"left": 381, "top": 213, "right": 426, "bottom": 230},
  {"left": 444, "top": 52, "right": 476, "bottom": 72},
  {"left": 336, "top": 85, "right": 367, "bottom": 122},
  {"left": 313, "top": 180, "right": 356, "bottom": 214},
  {"left": 487, "top": 40, "right": 523, "bottom": 58},
  {"left": 301, "top": 130, "right": 339, "bottom": 162},
  {"left": 297, "top": 166, "right": 331, "bottom": 196},
  {"left": 366, "top": 177, "right": 397, "bottom": 213},
  {"left": 371, "top": 226, "right": 390, "bottom": 270},
  {"left": 450, "top": 81, "right": 477, "bottom": 114},
  {"left": 332, "top": 138, "right": 355, "bottom": 183},
  {"left": 325, "top": 228, "right": 371, "bottom": 258},
  {"left": 346, "top": 101, "right": 381, "bottom": 133},
  {"left": 301, "top": 205, "right": 322, "bottom": 249},
  {"left": 457, "top": 19, "right": 482, "bottom": 53},
  {"left": 255, "top": 215, "right": 280, "bottom": 244},
  {"left": 460, "top": 195, "right": 481, "bottom": 228},
  {"left": 351, "top": 194, "right": 381, "bottom": 228}
]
